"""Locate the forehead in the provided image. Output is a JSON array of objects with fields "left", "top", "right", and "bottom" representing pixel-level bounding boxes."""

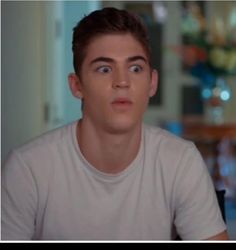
[{"left": 84, "top": 33, "right": 148, "bottom": 63}]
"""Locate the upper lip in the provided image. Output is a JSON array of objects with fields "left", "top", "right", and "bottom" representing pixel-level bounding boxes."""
[{"left": 112, "top": 97, "right": 133, "bottom": 104}]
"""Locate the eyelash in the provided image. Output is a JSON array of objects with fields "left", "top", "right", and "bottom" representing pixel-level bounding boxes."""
[
  {"left": 95, "top": 65, "right": 143, "bottom": 73},
  {"left": 96, "top": 66, "right": 112, "bottom": 73},
  {"left": 129, "top": 65, "right": 143, "bottom": 73}
]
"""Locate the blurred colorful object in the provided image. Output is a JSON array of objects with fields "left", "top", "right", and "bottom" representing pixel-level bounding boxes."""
[
  {"left": 173, "top": 2, "right": 236, "bottom": 123},
  {"left": 179, "top": 2, "right": 236, "bottom": 82}
]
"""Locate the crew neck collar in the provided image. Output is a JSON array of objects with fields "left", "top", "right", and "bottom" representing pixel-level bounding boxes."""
[{"left": 71, "top": 120, "right": 144, "bottom": 182}]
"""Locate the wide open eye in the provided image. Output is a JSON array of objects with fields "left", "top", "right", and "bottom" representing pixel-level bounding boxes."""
[
  {"left": 96, "top": 66, "right": 112, "bottom": 73},
  {"left": 129, "top": 65, "right": 143, "bottom": 73}
]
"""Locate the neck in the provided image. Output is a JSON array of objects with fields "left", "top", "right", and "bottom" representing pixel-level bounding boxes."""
[{"left": 76, "top": 119, "right": 142, "bottom": 174}]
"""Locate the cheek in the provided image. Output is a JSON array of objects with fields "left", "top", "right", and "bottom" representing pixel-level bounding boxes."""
[
  {"left": 83, "top": 85, "right": 109, "bottom": 108},
  {"left": 133, "top": 88, "right": 150, "bottom": 114},
  {"left": 82, "top": 77, "right": 100, "bottom": 98},
  {"left": 135, "top": 80, "right": 151, "bottom": 100}
]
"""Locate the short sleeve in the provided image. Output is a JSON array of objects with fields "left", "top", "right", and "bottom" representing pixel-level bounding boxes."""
[
  {"left": 173, "top": 145, "right": 227, "bottom": 240},
  {"left": 1, "top": 151, "right": 37, "bottom": 240}
]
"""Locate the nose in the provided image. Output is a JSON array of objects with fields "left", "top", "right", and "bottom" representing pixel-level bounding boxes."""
[{"left": 112, "top": 69, "right": 130, "bottom": 89}]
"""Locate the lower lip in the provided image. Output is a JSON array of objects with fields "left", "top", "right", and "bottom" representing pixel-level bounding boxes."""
[{"left": 111, "top": 102, "right": 132, "bottom": 110}]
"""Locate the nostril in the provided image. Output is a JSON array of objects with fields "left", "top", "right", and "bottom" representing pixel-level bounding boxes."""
[{"left": 113, "top": 80, "right": 130, "bottom": 88}]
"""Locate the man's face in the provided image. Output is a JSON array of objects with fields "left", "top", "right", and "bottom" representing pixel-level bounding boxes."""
[{"left": 77, "top": 33, "right": 157, "bottom": 134}]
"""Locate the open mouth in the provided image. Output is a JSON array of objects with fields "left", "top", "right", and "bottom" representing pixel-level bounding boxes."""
[{"left": 111, "top": 98, "right": 133, "bottom": 109}]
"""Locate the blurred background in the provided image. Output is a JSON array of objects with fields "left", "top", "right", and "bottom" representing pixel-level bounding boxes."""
[{"left": 2, "top": 0, "right": 236, "bottom": 239}]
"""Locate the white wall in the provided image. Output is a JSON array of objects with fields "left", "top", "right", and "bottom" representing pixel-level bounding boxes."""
[
  {"left": 2, "top": 1, "right": 46, "bottom": 161},
  {"left": 62, "top": 0, "right": 101, "bottom": 125},
  {"left": 42, "top": 1, "right": 65, "bottom": 130},
  {"left": 1, "top": 1, "right": 101, "bottom": 162}
]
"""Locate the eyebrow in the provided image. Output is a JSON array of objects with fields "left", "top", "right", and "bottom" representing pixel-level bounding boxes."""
[
  {"left": 89, "top": 55, "right": 148, "bottom": 65},
  {"left": 90, "top": 57, "right": 114, "bottom": 65},
  {"left": 127, "top": 55, "right": 148, "bottom": 63}
]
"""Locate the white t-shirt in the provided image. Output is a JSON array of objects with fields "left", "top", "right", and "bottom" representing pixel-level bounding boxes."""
[{"left": 1, "top": 121, "right": 226, "bottom": 240}]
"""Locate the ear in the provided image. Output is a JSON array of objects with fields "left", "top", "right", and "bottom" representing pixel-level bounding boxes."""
[
  {"left": 68, "top": 73, "right": 83, "bottom": 99},
  {"left": 149, "top": 69, "right": 158, "bottom": 97}
]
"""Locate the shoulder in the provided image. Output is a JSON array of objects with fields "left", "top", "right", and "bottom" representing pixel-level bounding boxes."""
[
  {"left": 10, "top": 121, "right": 77, "bottom": 160},
  {"left": 142, "top": 123, "right": 205, "bottom": 183},
  {"left": 16, "top": 121, "right": 77, "bottom": 155},
  {"left": 143, "top": 123, "right": 196, "bottom": 157},
  {"left": 3, "top": 121, "right": 78, "bottom": 175}
]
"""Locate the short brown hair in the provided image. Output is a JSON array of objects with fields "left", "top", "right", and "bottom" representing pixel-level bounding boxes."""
[{"left": 72, "top": 7, "right": 151, "bottom": 76}]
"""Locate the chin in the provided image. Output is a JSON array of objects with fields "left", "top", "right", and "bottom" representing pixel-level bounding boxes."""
[{"left": 106, "top": 117, "right": 141, "bottom": 135}]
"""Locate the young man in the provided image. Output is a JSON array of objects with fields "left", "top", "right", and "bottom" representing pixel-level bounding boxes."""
[{"left": 2, "top": 7, "right": 228, "bottom": 240}]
